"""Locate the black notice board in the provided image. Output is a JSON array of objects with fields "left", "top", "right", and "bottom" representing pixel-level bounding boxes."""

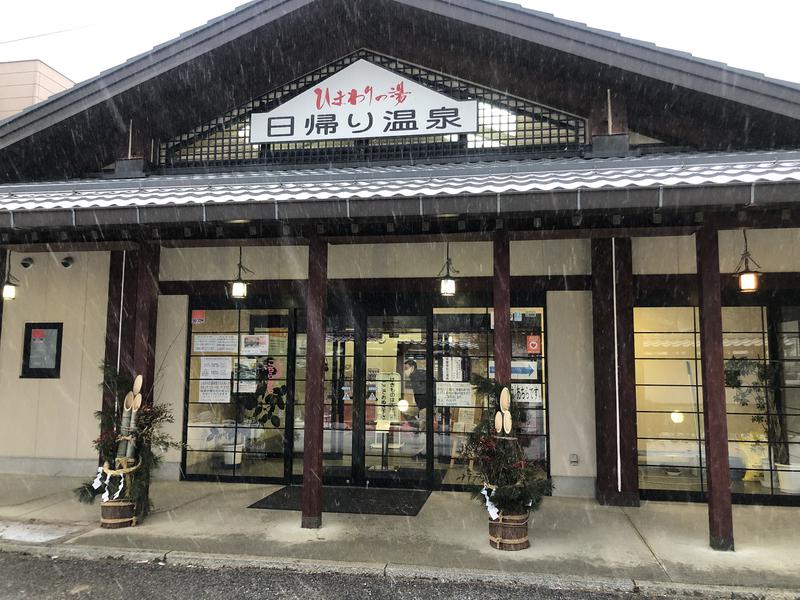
[{"left": 21, "top": 322, "right": 63, "bottom": 378}]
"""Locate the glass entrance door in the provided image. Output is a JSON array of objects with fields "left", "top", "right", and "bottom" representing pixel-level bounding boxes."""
[{"left": 363, "top": 315, "right": 429, "bottom": 485}]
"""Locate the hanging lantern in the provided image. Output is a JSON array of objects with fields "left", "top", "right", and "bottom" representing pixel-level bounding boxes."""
[
  {"left": 733, "top": 229, "right": 761, "bottom": 293},
  {"left": 438, "top": 242, "right": 459, "bottom": 297},
  {"left": 2, "top": 281, "right": 17, "bottom": 300},
  {"left": 1, "top": 259, "right": 19, "bottom": 301},
  {"left": 228, "top": 247, "right": 253, "bottom": 299}
]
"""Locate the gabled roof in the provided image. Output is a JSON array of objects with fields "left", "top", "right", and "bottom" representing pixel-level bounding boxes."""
[{"left": 2, "top": 0, "right": 800, "bottom": 156}]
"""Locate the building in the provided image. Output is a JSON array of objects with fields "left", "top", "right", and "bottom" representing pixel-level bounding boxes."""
[
  {"left": 0, "top": 60, "right": 73, "bottom": 121},
  {"left": 1, "top": 0, "right": 800, "bottom": 550}
]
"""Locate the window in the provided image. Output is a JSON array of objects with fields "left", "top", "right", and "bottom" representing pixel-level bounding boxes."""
[
  {"left": 432, "top": 307, "right": 547, "bottom": 486},
  {"left": 21, "top": 322, "right": 63, "bottom": 379},
  {"left": 634, "top": 305, "right": 799, "bottom": 498},
  {"left": 184, "top": 306, "right": 291, "bottom": 480}
]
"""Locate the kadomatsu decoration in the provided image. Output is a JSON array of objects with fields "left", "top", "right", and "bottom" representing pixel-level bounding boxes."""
[
  {"left": 462, "top": 374, "right": 552, "bottom": 550},
  {"left": 75, "top": 361, "right": 181, "bottom": 526}
]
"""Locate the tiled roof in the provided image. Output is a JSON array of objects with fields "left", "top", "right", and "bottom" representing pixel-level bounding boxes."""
[{"left": 1, "top": 151, "right": 799, "bottom": 213}]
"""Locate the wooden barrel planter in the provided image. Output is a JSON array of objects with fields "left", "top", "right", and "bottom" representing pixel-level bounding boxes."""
[
  {"left": 488, "top": 513, "right": 530, "bottom": 550},
  {"left": 100, "top": 500, "right": 136, "bottom": 529}
]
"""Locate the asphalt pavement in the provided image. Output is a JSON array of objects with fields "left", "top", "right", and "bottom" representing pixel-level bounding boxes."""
[{"left": 0, "top": 553, "right": 697, "bottom": 600}]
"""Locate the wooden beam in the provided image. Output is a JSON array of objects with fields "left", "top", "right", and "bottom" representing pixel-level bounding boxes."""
[
  {"left": 130, "top": 243, "right": 160, "bottom": 405},
  {"left": 0, "top": 250, "right": 6, "bottom": 360},
  {"left": 493, "top": 230, "right": 511, "bottom": 386},
  {"left": 100, "top": 251, "right": 126, "bottom": 442},
  {"left": 591, "top": 238, "right": 639, "bottom": 506},
  {"left": 301, "top": 236, "right": 327, "bottom": 529},
  {"left": 695, "top": 227, "right": 735, "bottom": 551}
]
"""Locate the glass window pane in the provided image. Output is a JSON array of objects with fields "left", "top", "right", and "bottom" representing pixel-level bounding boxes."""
[
  {"left": 636, "top": 358, "right": 701, "bottom": 386},
  {"left": 634, "top": 307, "right": 696, "bottom": 333},
  {"left": 634, "top": 333, "right": 696, "bottom": 359}
]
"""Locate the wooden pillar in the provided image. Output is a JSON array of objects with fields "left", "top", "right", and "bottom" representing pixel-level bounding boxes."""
[
  {"left": 131, "top": 243, "right": 160, "bottom": 405},
  {"left": 591, "top": 238, "right": 639, "bottom": 506},
  {"left": 100, "top": 251, "right": 126, "bottom": 439},
  {"left": 695, "top": 227, "right": 734, "bottom": 551},
  {"left": 493, "top": 230, "right": 511, "bottom": 387},
  {"left": 0, "top": 249, "right": 7, "bottom": 350},
  {"left": 302, "top": 236, "right": 327, "bottom": 529}
]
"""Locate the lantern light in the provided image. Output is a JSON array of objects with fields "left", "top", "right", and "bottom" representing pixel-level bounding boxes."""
[
  {"left": 438, "top": 242, "right": 459, "bottom": 298},
  {"left": 228, "top": 247, "right": 253, "bottom": 300},
  {"left": 734, "top": 229, "right": 761, "bottom": 293},
  {"left": 2, "top": 259, "right": 18, "bottom": 301}
]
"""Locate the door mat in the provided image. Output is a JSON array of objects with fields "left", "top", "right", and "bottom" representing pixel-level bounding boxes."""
[{"left": 248, "top": 486, "right": 431, "bottom": 516}]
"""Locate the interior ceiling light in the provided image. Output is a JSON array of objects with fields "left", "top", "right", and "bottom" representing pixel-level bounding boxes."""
[
  {"left": 438, "top": 242, "right": 459, "bottom": 297},
  {"left": 229, "top": 246, "right": 254, "bottom": 300},
  {"left": 734, "top": 229, "right": 761, "bottom": 293}
]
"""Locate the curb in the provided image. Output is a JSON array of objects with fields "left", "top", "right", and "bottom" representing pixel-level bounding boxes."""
[{"left": 1, "top": 541, "right": 799, "bottom": 599}]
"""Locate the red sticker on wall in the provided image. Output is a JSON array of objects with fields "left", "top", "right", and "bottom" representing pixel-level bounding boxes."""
[
  {"left": 191, "top": 310, "right": 206, "bottom": 325},
  {"left": 526, "top": 334, "right": 541, "bottom": 354}
]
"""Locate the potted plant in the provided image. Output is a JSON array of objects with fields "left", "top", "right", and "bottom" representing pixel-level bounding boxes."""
[
  {"left": 462, "top": 375, "right": 552, "bottom": 551},
  {"left": 75, "top": 362, "right": 181, "bottom": 526},
  {"left": 725, "top": 356, "right": 800, "bottom": 492}
]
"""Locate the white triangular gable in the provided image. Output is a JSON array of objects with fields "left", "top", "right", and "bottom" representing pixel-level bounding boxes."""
[{"left": 250, "top": 59, "right": 478, "bottom": 143}]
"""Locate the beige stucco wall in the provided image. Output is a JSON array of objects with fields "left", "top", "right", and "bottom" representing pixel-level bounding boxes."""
[
  {"left": 161, "top": 239, "right": 591, "bottom": 281},
  {"left": 329, "top": 241, "right": 493, "bottom": 278},
  {"left": 0, "top": 60, "right": 73, "bottom": 121},
  {"left": 633, "top": 229, "right": 800, "bottom": 275},
  {"left": 160, "top": 245, "right": 308, "bottom": 281},
  {"left": 0, "top": 251, "right": 108, "bottom": 476},
  {"left": 153, "top": 295, "right": 188, "bottom": 477},
  {"left": 511, "top": 239, "right": 591, "bottom": 276},
  {"left": 545, "top": 290, "right": 596, "bottom": 497}
]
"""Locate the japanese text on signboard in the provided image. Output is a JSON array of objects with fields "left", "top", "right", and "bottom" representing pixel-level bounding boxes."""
[{"left": 250, "top": 59, "right": 478, "bottom": 144}]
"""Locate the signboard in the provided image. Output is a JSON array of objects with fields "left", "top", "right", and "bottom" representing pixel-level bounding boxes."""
[
  {"left": 511, "top": 383, "right": 543, "bottom": 405},
  {"left": 375, "top": 372, "right": 401, "bottom": 421},
  {"left": 442, "top": 356, "right": 463, "bottom": 382},
  {"left": 240, "top": 334, "right": 269, "bottom": 356},
  {"left": 191, "top": 310, "right": 206, "bottom": 325},
  {"left": 28, "top": 327, "right": 59, "bottom": 369},
  {"left": 193, "top": 334, "right": 238, "bottom": 354},
  {"left": 526, "top": 335, "right": 542, "bottom": 355},
  {"left": 198, "top": 380, "right": 231, "bottom": 403},
  {"left": 250, "top": 59, "right": 478, "bottom": 144},
  {"left": 435, "top": 381, "right": 473, "bottom": 407},
  {"left": 200, "top": 356, "right": 232, "bottom": 379},
  {"left": 489, "top": 359, "right": 538, "bottom": 380}
]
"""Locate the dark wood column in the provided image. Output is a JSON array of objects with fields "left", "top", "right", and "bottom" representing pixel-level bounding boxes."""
[
  {"left": 131, "top": 243, "right": 160, "bottom": 405},
  {"left": 591, "top": 238, "right": 639, "bottom": 507},
  {"left": 493, "top": 230, "right": 511, "bottom": 387},
  {"left": 0, "top": 249, "right": 7, "bottom": 350},
  {"left": 695, "top": 227, "right": 734, "bottom": 551},
  {"left": 101, "top": 251, "right": 126, "bottom": 438},
  {"left": 302, "top": 236, "right": 328, "bottom": 529}
]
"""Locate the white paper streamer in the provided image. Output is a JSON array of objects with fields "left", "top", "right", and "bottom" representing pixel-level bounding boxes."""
[
  {"left": 481, "top": 485, "right": 500, "bottom": 520},
  {"left": 91, "top": 467, "right": 104, "bottom": 490},
  {"left": 111, "top": 473, "right": 124, "bottom": 501}
]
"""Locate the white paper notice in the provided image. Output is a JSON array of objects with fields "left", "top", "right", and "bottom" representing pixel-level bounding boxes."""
[
  {"left": 200, "top": 356, "right": 232, "bottom": 380},
  {"left": 442, "top": 356, "right": 463, "bottom": 382},
  {"left": 193, "top": 334, "right": 238, "bottom": 354},
  {"left": 199, "top": 380, "right": 231, "bottom": 403},
  {"left": 436, "top": 381, "right": 473, "bottom": 407},
  {"left": 512, "top": 383, "right": 542, "bottom": 405},
  {"left": 240, "top": 334, "right": 269, "bottom": 356}
]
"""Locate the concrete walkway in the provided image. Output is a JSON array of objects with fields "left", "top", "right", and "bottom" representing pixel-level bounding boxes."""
[{"left": 0, "top": 475, "right": 798, "bottom": 595}]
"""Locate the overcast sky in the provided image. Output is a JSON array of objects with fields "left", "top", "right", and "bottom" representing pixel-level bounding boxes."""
[{"left": 0, "top": 1, "right": 796, "bottom": 86}]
